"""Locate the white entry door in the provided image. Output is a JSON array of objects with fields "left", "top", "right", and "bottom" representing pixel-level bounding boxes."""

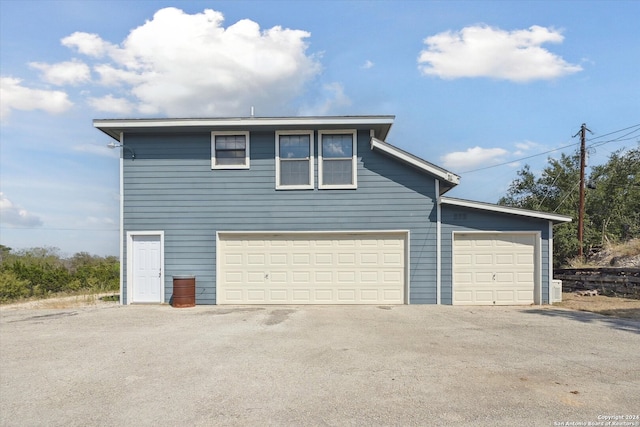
[{"left": 131, "top": 235, "right": 162, "bottom": 303}]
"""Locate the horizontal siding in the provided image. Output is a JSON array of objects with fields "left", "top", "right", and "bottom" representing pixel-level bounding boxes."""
[
  {"left": 123, "top": 130, "right": 438, "bottom": 304},
  {"left": 440, "top": 205, "right": 551, "bottom": 304}
]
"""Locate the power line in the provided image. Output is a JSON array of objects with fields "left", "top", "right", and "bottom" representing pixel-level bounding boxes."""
[
  {"left": 462, "top": 141, "right": 578, "bottom": 173},
  {"left": 588, "top": 128, "right": 640, "bottom": 149},
  {"left": 553, "top": 180, "right": 581, "bottom": 213},
  {"left": 462, "top": 122, "right": 640, "bottom": 174},
  {"left": 585, "top": 123, "right": 640, "bottom": 143}
]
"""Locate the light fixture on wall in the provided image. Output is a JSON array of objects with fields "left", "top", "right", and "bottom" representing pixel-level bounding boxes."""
[{"left": 107, "top": 142, "right": 135, "bottom": 159}]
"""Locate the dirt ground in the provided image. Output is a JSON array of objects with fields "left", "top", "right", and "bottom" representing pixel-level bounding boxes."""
[
  {"left": 0, "top": 293, "right": 119, "bottom": 310},
  {"left": 554, "top": 292, "right": 640, "bottom": 320},
  {"left": 3, "top": 292, "right": 640, "bottom": 321}
]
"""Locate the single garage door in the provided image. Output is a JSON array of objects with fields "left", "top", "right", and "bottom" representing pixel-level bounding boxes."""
[
  {"left": 217, "top": 232, "right": 406, "bottom": 304},
  {"left": 453, "top": 233, "right": 538, "bottom": 305}
]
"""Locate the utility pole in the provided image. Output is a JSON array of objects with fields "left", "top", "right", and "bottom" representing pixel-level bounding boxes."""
[{"left": 575, "top": 123, "right": 591, "bottom": 259}]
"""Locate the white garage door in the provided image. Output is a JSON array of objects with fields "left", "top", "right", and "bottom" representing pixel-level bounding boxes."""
[
  {"left": 217, "top": 232, "right": 406, "bottom": 304},
  {"left": 453, "top": 233, "right": 538, "bottom": 306}
]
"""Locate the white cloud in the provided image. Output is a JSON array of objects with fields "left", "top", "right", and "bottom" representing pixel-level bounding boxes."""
[
  {"left": 65, "top": 7, "right": 321, "bottom": 116},
  {"left": 513, "top": 140, "right": 540, "bottom": 155},
  {"left": 0, "top": 77, "right": 73, "bottom": 121},
  {"left": 299, "top": 82, "right": 351, "bottom": 116},
  {"left": 362, "top": 60, "right": 374, "bottom": 69},
  {"left": 72, "top": 143, "right": 120, "bottom": 157},
  {"left": 87, "top": 94, "right": 135, "bottom": 114},
  {"left": 29, "top": 59, "right": 91, "bottom": 86},
  {"left": 81, "top": 216, "right": 116, "bottom": 228},
  {"left": 418, "top": 25, "right": 582, "bottom": 82},
  {"left": 61, "top": 32, "right": 114, "bottom": 57},
  {"left": 0, "top": 193, "right": 43, "bottom": 228},
  {"left": 440, "top": 146, "right": 508, "bottom": 170}
]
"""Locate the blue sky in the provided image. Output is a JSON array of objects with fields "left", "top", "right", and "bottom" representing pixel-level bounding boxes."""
[{"left": 1, "top": 0, "right": 639, "bottom": 256}]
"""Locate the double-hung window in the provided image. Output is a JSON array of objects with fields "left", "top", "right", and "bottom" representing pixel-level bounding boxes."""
[
  {"left": 211, "top": 131, "right": 250, "bottom": 169},
  {"left": 276, "top": 131, "right": 314, "bottom": 189},
  {"left": 318, "top": 130, "right": 357, "bottom": 189}
]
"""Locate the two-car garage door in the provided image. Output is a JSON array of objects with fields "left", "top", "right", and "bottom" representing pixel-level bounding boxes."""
[
  {"left": 453, "top": 233, "right": 539, "bottom": 305},
  {"left": 217, "top": 232, "right": 406, "bottom": 304}
]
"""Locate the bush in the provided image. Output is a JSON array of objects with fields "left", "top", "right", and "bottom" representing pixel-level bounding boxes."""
[
  {"left": 0, "top": 270, "right": 31, "bottom": 302},
  {"left": 0, "top": 246, "right": 119, "bottom": 303}
]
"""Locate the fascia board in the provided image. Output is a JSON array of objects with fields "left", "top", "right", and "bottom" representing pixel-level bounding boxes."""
[
  {"left": 93, "top": 116, "right": 395, "bottom": 140},
  {"left": 370, "top": 137, "right": 460, "bottom": 186},
  {"left": 440, "top": 196, "right": 573, "bottom": 224}
]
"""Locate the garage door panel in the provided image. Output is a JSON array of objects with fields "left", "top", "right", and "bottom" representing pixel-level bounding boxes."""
[
  {"left": 475, "top": 291, "right": 494, "bottom": 303},
  {"left": 217, "top": 233, "right": 406, "bottom": 304},
  {"left": 454, "top": 233, "right": 537, "bottom": 306},
  {"left": 225, "top": 254, "right": 242, "bottom": 265},
  {"left": 476, "top": 272, "right": 493, "bottom": 284},
  {"left": 292, "top": 289, "right": 311, "bottom": 302},
  {"left": 360, "top": 271, "right": 379, "bottom": 283},
  {"left": 361, "top": 290, "right": 379, "bottom": 301},
  {"left": 496, "top": 254, "right": 514, "bottom": 264},
  {"left": 225, "top": 272, "right": 242, "bottom": 283},
  {"left": 517, "top": 254, "right": 534, "bottom": 264},
  {"left": 496, "top": 290, "right": 516, "bottom": 302},
  {"left": 315, "top": 290, "right": 333, "bottom": 301},
  {"left": 337, "top": 289, "right": 356, "bottom": 301},
  {"left": 455, "top": 290, "right": 473, "bottom": 303},
  {"left": 475, "top": 254, "right": 493, "bottom": 265},
  {"left": 247, "top": 271, "right": 264, "bottom": 283},
  {"left": 337, "top": 271, "right": 356, "bottom": 282},
  {"left": 517, "top": 290, "right": 534, "bottom": 300},
  {"left": 361, "top": 253, "right": 379, "bottom": 264},
  {"left": 495, "top": 272, "right": 514, "bottom": 283},
  {"left": 270, "top": 290, "right": 287, "bottom": 301},
  {"left": 338, "top": 253, "right": 356, "bottom": 265},
  {"left": 383, "top": 270, "right": 402, "bottom": 283},
  {"left": 384, "top": 289, "right": 403, "bottom": 300},
  {"left": 247, "top": 289, "right": 266, "bottom": 301}
]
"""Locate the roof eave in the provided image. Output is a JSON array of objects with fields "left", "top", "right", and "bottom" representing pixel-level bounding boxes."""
[
  {"left": 93, "top": 115, "right": 395, "bottom": 141},
  {"left": 370, "top": 137, "right": 460, "bottom": 189},
  {"left": 440, "top": 196, "right": 573, "bottom": 224}
]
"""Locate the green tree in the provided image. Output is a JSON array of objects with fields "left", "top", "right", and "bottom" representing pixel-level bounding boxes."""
[
  {"left": 499, "top": 153, "right": 581, "bottom": 267},
  {"left": 586, "top": 147, "right": 640, "bottom": 243},
  {"left": 499, "top": 145, "right": 640, "bottom": 267}
]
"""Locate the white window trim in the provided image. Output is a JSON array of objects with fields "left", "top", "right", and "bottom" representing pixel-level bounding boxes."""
[
  {"left": 318, "top": 129, "right": 357, "bottom": 190},
  {"left": 275, "top": 130, "right": 314, "bottom": 190},
  {"left": 211, "top": 131, "right": 250, "bottom": 170}
]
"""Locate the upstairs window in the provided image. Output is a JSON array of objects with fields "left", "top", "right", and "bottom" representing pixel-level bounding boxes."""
[
  {"left": 276, "top": 131, "right": 314, "bottom": 189},
  {"left": 211, "top": 131, "right": 250, "bottom": 169},
  {"left": 319, "top": 130, "right": 357, "bottom": 189}
]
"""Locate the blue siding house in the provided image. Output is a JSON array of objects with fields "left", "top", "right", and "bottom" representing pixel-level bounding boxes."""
[{"left": 95, "top": 115, "right": 571, "bottom": 306}]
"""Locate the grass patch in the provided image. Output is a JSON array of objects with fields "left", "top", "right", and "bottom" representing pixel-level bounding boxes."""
[{"left": 554, "top": 292, "right": 640, "bottom": 320}]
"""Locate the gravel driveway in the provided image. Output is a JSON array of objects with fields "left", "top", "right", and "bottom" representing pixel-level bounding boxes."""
[{"left": 1, "top": 303, "right": 638, "bottom": 426}]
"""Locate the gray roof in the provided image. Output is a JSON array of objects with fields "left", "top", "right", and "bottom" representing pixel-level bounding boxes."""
[
  {"left": 94, "top": 115, "right": 395, "bottom": 141},
  {"left": 441, "top": 196, "right": 573, "bottom": 224}
]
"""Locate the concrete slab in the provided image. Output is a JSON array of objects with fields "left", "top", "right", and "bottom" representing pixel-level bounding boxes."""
[{"left": 1, "top": 304, "right": 638, "bottom": 426}]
